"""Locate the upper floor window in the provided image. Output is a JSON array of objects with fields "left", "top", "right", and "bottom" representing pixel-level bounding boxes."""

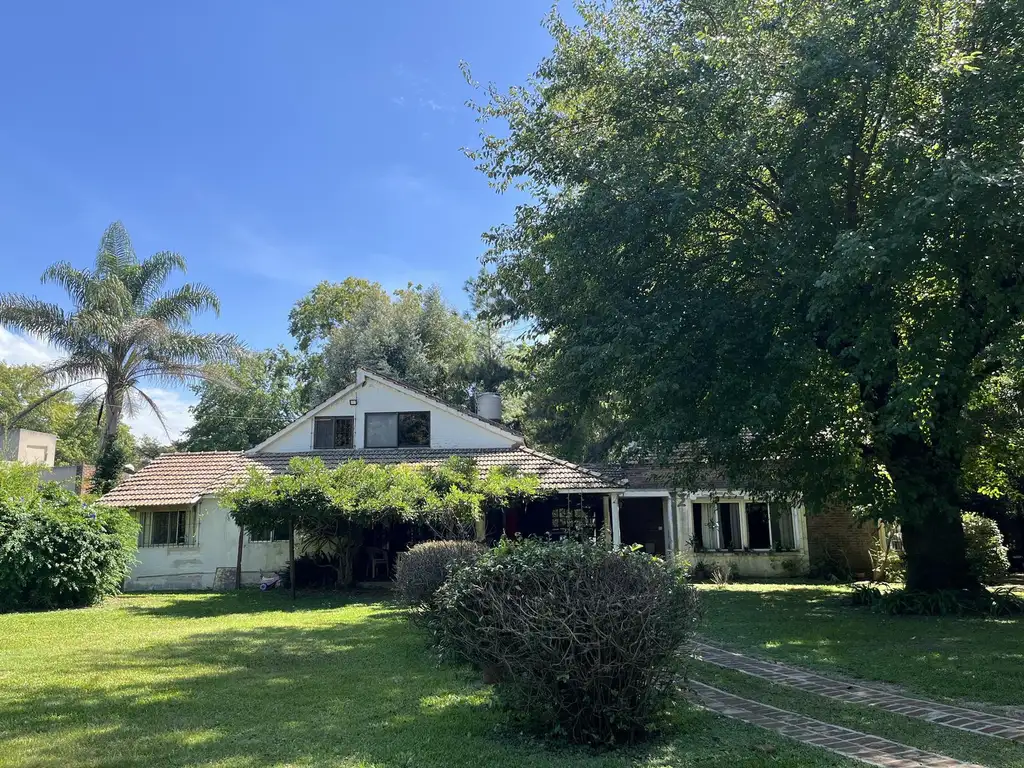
[
  {"left": 313, "top": 416, "right": 354, "bottom": 449},
  {"left": 365, "top": 411, "right": 430, "bottom": 448}
]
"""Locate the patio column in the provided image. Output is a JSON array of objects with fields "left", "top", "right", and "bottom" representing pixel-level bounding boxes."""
[
  {"left": 677, "top": 493, "right": 694, "bottom": 554},
  {"left": 663, "top": 494, "right": 676, "bottom": 562},
  {"left": 602, "top": 495, "right": 612, "bottom": 545},
  {"left": 610, "top": 493, "right": 622, "bottom": 548}
]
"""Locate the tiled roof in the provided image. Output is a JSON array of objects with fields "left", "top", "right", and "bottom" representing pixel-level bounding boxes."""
[
  {"left": 586, "top": 462, "right": 730, "bottom": 490},
  {"left": 99, "top": 446, "right": 621, "bottom": 507},
  {"left": 98, "top": 451, "right": 248, "bottom": 507}
]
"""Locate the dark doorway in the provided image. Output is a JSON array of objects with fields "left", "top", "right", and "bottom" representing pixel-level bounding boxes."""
[{"left": 619, "top": 496, "right": 667, "bottom": 556}]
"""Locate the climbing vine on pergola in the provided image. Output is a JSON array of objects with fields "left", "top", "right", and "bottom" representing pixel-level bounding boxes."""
[{"left": 219, "top": 456, "right": 542, "bottom": 592}]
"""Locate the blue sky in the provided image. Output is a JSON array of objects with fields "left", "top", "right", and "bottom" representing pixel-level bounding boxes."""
[{"left": 0, "top": 1, "right": 560, "bottom": 440}]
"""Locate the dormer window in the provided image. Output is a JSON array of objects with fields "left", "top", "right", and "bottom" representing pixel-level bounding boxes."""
[
  {"left": 313, "top": 416, "right": 354, "bottom": 449},
  {"left": 365, "top": 411, "right": 430, "bottom": 448}
]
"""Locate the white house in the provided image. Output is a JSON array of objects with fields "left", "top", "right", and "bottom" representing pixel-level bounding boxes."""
[{"left": 100, "top": 368, "right": 830, "bottom": 590}]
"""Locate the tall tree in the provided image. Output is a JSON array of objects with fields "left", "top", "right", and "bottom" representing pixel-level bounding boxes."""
[
  {"left": 470, "top": 0, "right": 1024, "bottom": 591},
  {"left": 294, "top": 281, "right": 511, "bottom": 409},
  {"left": 0, "top": 222, "right": 240, "bottom": 453},
  {"left": 180, "top": 347, "right": 301, "bottom": 451}
]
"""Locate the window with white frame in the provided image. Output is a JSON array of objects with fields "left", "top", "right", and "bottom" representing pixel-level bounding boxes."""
[
  {"left": 249, "top": 520, "right": 291, "bottom": 543},
  {"left": 690, "top": 499, "right": 798, "bottom": 552},
  {"left": 137, "top": 508, "right": 198, "bottom": 547}
]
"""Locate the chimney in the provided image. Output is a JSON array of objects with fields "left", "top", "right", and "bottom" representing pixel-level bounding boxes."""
[{"left": 475, "top": 392, "right": 503, "bottom": 422}]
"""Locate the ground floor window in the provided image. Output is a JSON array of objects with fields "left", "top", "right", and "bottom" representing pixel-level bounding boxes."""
[
  {"left": 249, "top": 520, "right": 291, "bottom": 543},
  {"left": 691, "top": 499, "right": 798, "bottom": 552},
  {"left": 137, "top": 507, "right": 198, "bottom": 547}
]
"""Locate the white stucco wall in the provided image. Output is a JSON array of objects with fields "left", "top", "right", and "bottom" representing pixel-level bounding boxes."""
[
  {"left": 255, "top": 374, "right": 521, "bottom": 453},
  {"left": 125, "top": 497, "right": 290, "bottom": 591},
  {"left": 0, "top": 428, "right": 57, "bottom": 467}
]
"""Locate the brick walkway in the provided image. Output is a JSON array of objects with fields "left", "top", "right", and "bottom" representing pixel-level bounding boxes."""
[
  {"left": 694, "top": 643, "right": 1024, "bottom": 743},
  {"left": 693, "top": 682, "right": 985, "bottom": 768}
]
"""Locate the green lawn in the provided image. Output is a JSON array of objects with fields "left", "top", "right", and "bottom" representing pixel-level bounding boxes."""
[
  {"left": 697, "top": 583, "right": 1024, "bottom": 707},
  {"left": 0, "top": 592, "right": 855, "bottom": 768}
]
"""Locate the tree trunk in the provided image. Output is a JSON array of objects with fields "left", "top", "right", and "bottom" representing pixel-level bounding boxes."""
[
  {"left": 98, "top": 388, "right": 124, "bottom": 454},
  {"left": 901, "top": 514, "right": 974, "bottom": 591},
  {"left": 887, "top": 436, "right": 977, "bottom": 592}
]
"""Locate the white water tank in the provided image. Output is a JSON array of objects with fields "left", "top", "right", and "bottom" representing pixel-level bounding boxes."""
[{"left": 476, "top": 392, "right": 503, "bottom": 422}]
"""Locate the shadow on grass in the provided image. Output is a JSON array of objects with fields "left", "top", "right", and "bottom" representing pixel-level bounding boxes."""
[
  {"left": 118, "top": 589, "right": 386, "bottom": 619},
  {"left": 4, "top": 600, "right": 707, "bottom": 768},
  {"left": 698, "top": 583, "right": 1024, "bottom": 706}
]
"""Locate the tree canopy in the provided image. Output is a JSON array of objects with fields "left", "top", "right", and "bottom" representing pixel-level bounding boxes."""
[
  {"left": 180, "top": 347, "right": 301, "bottom": 452},
  {"left": 0, "top": 363, "right": 98, "bottom": 465},
  {"left": 294, "top": 280, "right": 512, "bottom": 409},
  {"left": 470, "top": 0, "right": 1024, "bottom": 591},
  {"left": 0, "top": 222, "right": 241, "bottom": 452}
]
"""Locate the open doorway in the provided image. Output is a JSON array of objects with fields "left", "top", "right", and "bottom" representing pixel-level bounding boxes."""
[{"left": 619, "top": 496, "right": 667, "bottom": 556}]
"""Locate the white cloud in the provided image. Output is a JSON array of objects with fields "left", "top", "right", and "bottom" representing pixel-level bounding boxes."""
[
  {"left": 0, "top": 328, "right": 196, "bottom": 442},
  {"left": 0, "top": 328, "right": 61, "bottom": 366},
  {"left": 126, "top": 388, "right": 195, "bottom": 443}
]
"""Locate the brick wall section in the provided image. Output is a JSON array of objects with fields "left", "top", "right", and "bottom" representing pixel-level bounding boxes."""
[
  {"left": 806, "top": 503, "right": 879, "bottom": 575},
  {"left": 80, "top": 464, "right": 96, "bottom": 495}
]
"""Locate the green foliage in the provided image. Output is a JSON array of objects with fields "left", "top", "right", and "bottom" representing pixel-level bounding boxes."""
[
  {"left": 433, "top": 537, "right": 702, "bottom": 745},
  {"left": 91, "top": 428, "right": 136, "bottom": 494},
  {"left": 469, "top": 0, "right": 1024, "bottom": 591},
  {"left": 0, "top": 476, "right": 138, "bottom": 612},
  {"left": 220, "top": 457, "right": 541, "bottom": 586},
  {"left": 961, "top": 512, "right": 1011, "bottom": 585},
  {"left": 0, "top": 362, "right": 102, "bottom": 464},
  {"left": 288, "top": 277, "right": 389, "bottom": 354},
  {"left": 850, "top": 583, "right": 1024, "bottom": 616},
  {"left": 394, "top": 539, "right": 484, "bottom": 608},
  {"left": 180, "top": 347, "right": 300, "bottom": 451},
  {"left": 0, "top": 222, "right": 240, "bottom": 452},
  {"left": 294, "top": 280, "right": 514, "bottom": 410},
  {"left": 873, "top": 513, "right": 1009, "bottom": 585}
]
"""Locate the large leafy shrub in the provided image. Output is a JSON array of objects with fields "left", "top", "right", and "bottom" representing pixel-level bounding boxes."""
[
  {"left": 394, "top": 539, "right": 483, "bottom": 607},
  {"left": 433, "top": 537, "right": 702, "bottom": 745},
  {"left": 0, "top": 476, "right": 138, "bottom": 612},
  {"left": 961, "top": 513, "right": 1010, "bottom": 585},
  {"left": 874, "top": 512, "right": 1010, "bottom": 586}
]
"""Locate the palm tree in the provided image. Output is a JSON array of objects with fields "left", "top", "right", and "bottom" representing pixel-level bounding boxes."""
[{"left": 0, "top": 222, "right": 241, "bottom": 453}]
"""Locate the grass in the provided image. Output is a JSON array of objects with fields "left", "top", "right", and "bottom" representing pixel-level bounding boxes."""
[
  {"left": 691, "top": 664, "right": 1024, "bottom": 768},
  {"left": 696, "top": 582, "right": 1024, "bottom": 707},
  {"left": 0, "top": 591, "right": 857, "bottom": 768}
]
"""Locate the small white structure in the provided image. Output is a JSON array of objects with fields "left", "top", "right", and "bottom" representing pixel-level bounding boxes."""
[{"left": 0, "top": 428, "right": 57, "bottom": 467}]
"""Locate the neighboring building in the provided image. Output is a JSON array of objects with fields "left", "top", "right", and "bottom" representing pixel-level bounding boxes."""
[
  {"left": 40, "top": 463, "right": 96, "bottom": 495},
  {"left": 100, "top": 367, "right": 858, "bottom": 590},
  {"left": 0, "top": 428, "right": 57, "bottom": 467}
]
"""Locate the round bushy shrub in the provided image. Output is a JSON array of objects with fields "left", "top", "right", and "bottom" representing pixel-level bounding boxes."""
[
  {"left": 873, "top": 513, "right": 1009, "bottom": 586},
  {"left": 962, "top": 512, "right": 1010, "bottom": 585},
  {"left": 433, "top": 537, "right": 702, "bottom": 745},
  {"left": 394, "top": 539, "right": 483, "bottom": 606},
  {"left": 0, "top": 484, "right": 139, "bottom": 612}
]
